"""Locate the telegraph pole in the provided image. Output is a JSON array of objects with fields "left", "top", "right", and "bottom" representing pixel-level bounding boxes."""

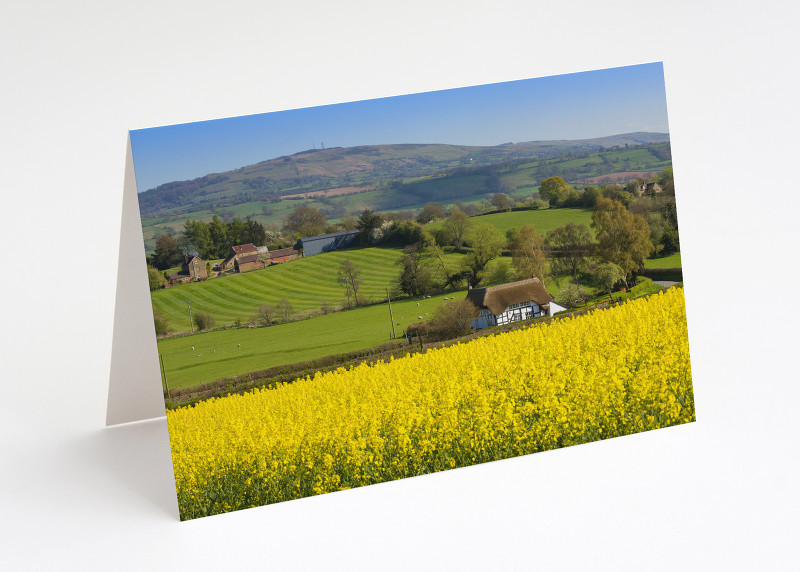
[
  {"left": 386, "top": 288, "right": 396, "bottom": 339},
  {"left": 187, "top": 300, "right": 194, "bottom": 333},
  {"left": 159, "top": 353, "right": 171, "bottom": 401}
]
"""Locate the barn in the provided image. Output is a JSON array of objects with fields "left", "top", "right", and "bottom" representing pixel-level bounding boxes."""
[
  {"left": 295, "top": 229, "right": 359, "bottom": 257},
  {"left": 269, "top": 247, "right": 300, "bottom": 265},
  {"left": 234, "top": 254, "right": 265, "bottom": 273},
  {"left": 221, "top": 243, "right": 259, "bottom": 270},
  {"left": 465, "top": 277, "right": 562, "bottom": 329}
]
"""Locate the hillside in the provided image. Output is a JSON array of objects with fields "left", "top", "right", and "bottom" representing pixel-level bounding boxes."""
[{"left": 137, "top": 132, "right": 670, "bottom": 216}]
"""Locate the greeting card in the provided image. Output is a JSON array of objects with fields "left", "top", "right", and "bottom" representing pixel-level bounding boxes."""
[{"left": 109, "top": 62, "right": 694, "bottom": 520}]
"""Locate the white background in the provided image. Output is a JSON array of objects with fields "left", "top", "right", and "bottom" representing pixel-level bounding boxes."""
[{"left": 2, "top": 1, "right": 799, "bottom": 569}]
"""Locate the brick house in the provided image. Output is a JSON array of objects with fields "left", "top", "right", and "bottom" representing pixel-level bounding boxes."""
[{"left": 168, "top": 255, "right": 208, "bottom": 286}]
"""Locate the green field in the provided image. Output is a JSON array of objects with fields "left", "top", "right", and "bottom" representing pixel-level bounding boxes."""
[
  {"left": 431, "top": 207, "right": 594, "bottom": 237},
  {"left": 158, "top": 290, "right": 462, "bottom": 389},
  {"left": 153, "top": 246, "right": 410, "bottom": 332},
  {"left": 644, "top": 252, "right": 682, "bottom": 268}
]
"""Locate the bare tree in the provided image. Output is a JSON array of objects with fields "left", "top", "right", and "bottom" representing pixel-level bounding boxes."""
[
  {"left": 338, "top": 259, "right": 362, "bottom": 308},
  {"left": 276, "top": 298, "right": 295, "bottom": 323}
]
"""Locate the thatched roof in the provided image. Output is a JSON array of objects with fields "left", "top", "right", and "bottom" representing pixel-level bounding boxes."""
[{"left": 465, "top": 278, "right": 553, "bottom": 315}]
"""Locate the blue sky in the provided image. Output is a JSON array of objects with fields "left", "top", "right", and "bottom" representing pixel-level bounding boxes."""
[{"left": 130, "top": 62, "right": 669, "bottom": 193}]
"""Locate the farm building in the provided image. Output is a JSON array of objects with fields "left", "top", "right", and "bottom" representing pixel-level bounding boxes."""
[
  {"left": 295, "top": 229, "right": 359, "bottom": 257},
  {"left": 168, "top": 255, "right": 207, "bottom": 286},
  {"left": 465, "top": 277, "right": 563, "bottom": 329},
  {"left": 637, "top": 182, "right": 663, "bottom": 196},
  {"left": 269, "top": 247, "right": 300, "bottom": 265},
  {"left": 221, "top": 243, "right": 259, "bottom": 270},
  {"left": 234, "top": 254, "right": 266, "bottom": 273}
]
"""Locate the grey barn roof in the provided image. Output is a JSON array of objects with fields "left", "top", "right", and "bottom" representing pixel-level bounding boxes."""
[{"left": 465, "top": 278, "right": 553, "bottom": 316}]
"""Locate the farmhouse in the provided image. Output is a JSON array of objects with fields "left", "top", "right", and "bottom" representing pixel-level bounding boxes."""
[
  {"left": 269, "top": 247, "right": 300, "bottom": 265},
  {"left": 221, "top": 243, "right": 259, "bottom": 270},
  {"left": 638, "top": 182, "right": 663, "bottom": 196},
  {"left": 466, "top": 278, "right": 563, "bottom": 329},
  {"left": 168, "top": 255, "right": 207, "bottom": 286},
  {"left": 295, "top": 229, "right": 359, "bottom": 257}
]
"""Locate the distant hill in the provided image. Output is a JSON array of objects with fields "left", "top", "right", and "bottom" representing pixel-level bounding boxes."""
[{"left": 138, "top": 132, "right": 669, "bottom": 216}]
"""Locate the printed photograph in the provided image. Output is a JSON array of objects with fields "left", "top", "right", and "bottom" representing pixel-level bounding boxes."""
[{"left": 131, "top": 62, "right": 695, "bottom": 520}]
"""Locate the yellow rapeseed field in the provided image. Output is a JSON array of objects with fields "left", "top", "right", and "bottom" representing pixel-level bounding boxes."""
[{"left": 167, "top": 288, "right": 694, "bottom": 519}]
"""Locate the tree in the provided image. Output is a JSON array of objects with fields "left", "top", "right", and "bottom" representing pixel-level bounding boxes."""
[
  {"left": 594, "top": 262, "right": 624, "bottom": 301},
  {"left": 283, "top": 205, "right": 327, "bottom": 237},
  {"left": 356, "top": 209, "right": 384, "bottom": 245},
  {"left": 425, "top": 241, "right": 454, "bottom": 290},
  {"left": 151, "top": 234, "right": 183, "bottom": 270},
  {"left": 427, "top": 299, "right": 479, "bottom": 340},
  {"left": 208, "top": 215, "right": 229, "bottom": 258},
  {"left": 443, "top": 208, "right": 471, "bottom": 250},
  {"left": 546, "top": 223, "right": 593, "bottom": 285},
  {"left": 147, "top": 265, "right": 166, "bottom": 291},
  {"left": 396, "top": 243, "right": 433, "bottom": 297},
  {"left": 184, "top": 219, "right": 213, "bottom": 259},
  {"left": 254, "top": 305, "right": 275, "bottom": 326},
  {"left": 192, "top": 312, "right": 215, "bottom": 331},
  {"left": 582, "top": 185, "right": 601, "bottom": 208},
  {"left": 416, "top": 202, "right": 446, "bottom": 224},
  {"left": 491, "top": 193, "right": 512, "bottom": 211},
  {"left": 509, "top": 223, "right": 547, "bottom": 282},
  {"left": 485, "top": 259, "right": 512, "bottom": 286},
  {"left": 227, "top": 217, "right": 250, "bottom": 246},
  {"left": 591, "top": 197, "right": 653, "bottom": 286},
  {"left": 152, "top": 305, "right": 169, "bottom": 336},
  {"left": 538, "top": 176, "right": 572, "bottom": 207},
  {"left": 461, "top": 223, "right": 503, "bottom": 287},
  {"left": 276, "top": 298, "right": 295, "bottom": 323},
  {"left": 337, "top": 259, "right": 363, "bottom": 308},
  {"left": 245, "top": 216, "right": 267, "bottom": 246},
  {"left": 555, "top": 283, "right": 589, "bottom": 309}
]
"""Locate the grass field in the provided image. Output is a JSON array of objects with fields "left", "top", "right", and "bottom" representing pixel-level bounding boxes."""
[
  {"left": 158, "top": 290, "right": 462, "bottom": 389},
  {"left": 644, "top": 252, "right": 681, "bottom": 268},
  {"left": 431, "top": 207, "right": 594, "bottom": 237},
  {"left": 153, "top": 246, "right": 413, "bottom": 332}
]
